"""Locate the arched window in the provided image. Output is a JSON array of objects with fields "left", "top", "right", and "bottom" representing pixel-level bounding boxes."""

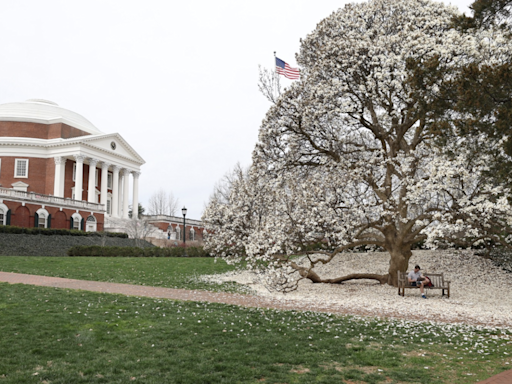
[
  {"left": 189, "top": 228, "right": 195, "bottom": 241},
  {"left": 71, "top": 213, "right": 82, "bottom": 230},
  {"left": 175, "top": 226, "right": 181, "bottom": 240},
  {"left": 35, "top": 208, "right": 50, "bottom": 228},
  {"left": 0, "top": 203, "right": 10, "bottom": 226}
]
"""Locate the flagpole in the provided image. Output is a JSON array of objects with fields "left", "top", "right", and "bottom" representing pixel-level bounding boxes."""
[{"left": 273, "top": 51, "right": 280, "bottom": 96}]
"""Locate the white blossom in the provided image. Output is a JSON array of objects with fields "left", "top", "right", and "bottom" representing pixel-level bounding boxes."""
[{"left": 203, "top": 0, "right": 512, "bottom": 291}]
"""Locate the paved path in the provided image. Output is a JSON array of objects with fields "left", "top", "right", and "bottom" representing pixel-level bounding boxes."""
[
  {"left": 476, "top": 368, "right": 512, "bottom": 384},
  {"left": 0, "top": 271, "right": 510, "bottom": 384},
  {"left": 0, "top": 271, "right": 364, "bottom": 314}
]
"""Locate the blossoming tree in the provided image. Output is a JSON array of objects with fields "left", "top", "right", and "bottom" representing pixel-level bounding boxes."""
[{"left": 204, "top": 0, "right": 512, "bottom": 289}]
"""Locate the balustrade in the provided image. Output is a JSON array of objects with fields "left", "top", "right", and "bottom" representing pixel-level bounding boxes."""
[{"left": 0, "top": 187, "right": 105, "bottom": 212}]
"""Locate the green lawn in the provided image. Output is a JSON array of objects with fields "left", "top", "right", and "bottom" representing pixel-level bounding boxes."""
[
  {"left": 0, "top": 256, "right": 243, "bottom": 292},
  {"left": 0, "top": 256, "right": 511, "bottom": 383},
  {"left": 0, "top": 283, "right": 510, "bottom": 383}
]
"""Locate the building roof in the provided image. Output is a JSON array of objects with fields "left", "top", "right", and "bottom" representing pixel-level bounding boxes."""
[{"left": 0, "top": 99, "right": 102, "bottom": 135}]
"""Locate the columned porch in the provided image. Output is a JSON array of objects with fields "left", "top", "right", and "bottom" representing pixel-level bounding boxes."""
[{"left": 52, "top": 155, "right": 141, "bottom": 219}]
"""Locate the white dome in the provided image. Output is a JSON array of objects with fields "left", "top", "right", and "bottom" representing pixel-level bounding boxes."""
[{"left": 0, "top": 99, "right": 103, "bottom": 135}]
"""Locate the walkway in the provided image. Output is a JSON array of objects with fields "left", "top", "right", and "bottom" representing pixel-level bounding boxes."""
[
  {"left": 0, "top": 271, "right": 357, "bottom": 313},
  {"left": 0, "top": 271, "right": 510, "bottom": 384}
]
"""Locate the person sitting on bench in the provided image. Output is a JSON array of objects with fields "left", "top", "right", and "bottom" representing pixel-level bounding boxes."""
[{"left": 408, "top": 265, "right": 431, "bottom": 299}]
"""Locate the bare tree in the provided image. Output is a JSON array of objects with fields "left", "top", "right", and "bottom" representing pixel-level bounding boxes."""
[
  {"left": 166, "top": 192, "right": 180, "bottom": 216},
  {"left": 124, "top": 218, "right": 159, "bottom": 247},
  {"left": 258, "top": 65, "right": 282, "bottom": 104},
  {"left": 147, "top": 189, "right": 180, "bottom": 216}
]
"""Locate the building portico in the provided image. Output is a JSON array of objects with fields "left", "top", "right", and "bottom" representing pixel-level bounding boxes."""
[{"left": 51, "top": 155, "right": 141, "bottom": 218}]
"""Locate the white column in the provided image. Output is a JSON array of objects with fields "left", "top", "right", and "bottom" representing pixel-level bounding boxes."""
[
  {"left": 118, "top": 171, "right": 124, "bottom": 217},
  {"left": 122, "top": 169, "right": 130, "bottom": 219},
  {"left": 74, "top": 155, "right": 86, "bottom": 201},
  {"left": 100, "top": 162, "right": 110, "bottom": 211},
  {"left": 132, "top": 171, "right": 140, "bottom": 220},
  {"left": 87, "top": 158, "right": 98, "bottom": 203},
  {"left": 111, "top": 165, "right": 121, "bottom": 218},
  {"left": 59, "top": 158, "right": 67, "bottom": 197},
  {"left": 53, "top": 157, "right": 65, "bottom": 197}
]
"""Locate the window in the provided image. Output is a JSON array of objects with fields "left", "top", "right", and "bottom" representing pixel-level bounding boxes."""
[
  {"left": 95, "top": 169, "right": 99, "bottom": 187},
  {"left": 107, "top": 173, "right": 113, "bottom": 189},
  {"left": 0, "top": 204, "right": 9, "bottom": 226},
  {"left": 72, "top": 214, "right": 82, "bottom": 230},
  {"left": 36, "top": 209, "right": 49, "bottom": 228},
  {"left": 14, "top": 159, "right": 28, "bottom": 178},
  {"left": 106, "top": 199, "right": 111, "bottom": 215},
  {"left": 189, "top": 228, "right": 195, "bottom": 241},
  {"left": 38, "top": 212, "right": 46, "bottom": 228},
  {"left": 73, "top": 164, "right": 76, "bottom": 181}
]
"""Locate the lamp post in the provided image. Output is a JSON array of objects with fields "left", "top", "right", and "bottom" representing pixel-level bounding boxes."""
[{"left": 182, "top": 206, "right": 187, "bottom": 256}]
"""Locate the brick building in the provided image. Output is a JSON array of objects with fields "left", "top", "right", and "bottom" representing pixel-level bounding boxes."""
[
  {"left": 145, "top": 215, "right": 205, "bottom": 242},
  {"left": 0, "top": 99, "right": 145, "bottom": 231}
]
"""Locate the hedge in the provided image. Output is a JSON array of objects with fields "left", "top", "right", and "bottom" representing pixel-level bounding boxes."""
[
  {"left": 0, "top": 225, "right": 128, "bottom": 238},
  {"left": 0, "top": 233, "right": 153, "bottom": 257},
  {"left": 67, "top": 245, "right": 211, "bottom": 257}
]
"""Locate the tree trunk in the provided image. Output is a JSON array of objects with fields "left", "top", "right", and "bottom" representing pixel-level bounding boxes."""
[
  {"left": 324, "top": 273, "right": 388, "bottom": 284},
  {"left": 386, "top": 246, "right": 412, "bottom": 287},
  {"left": 291, "top": 241, "right": 412, "bottom": 287},
  {"left": 299, "top": 267, "right": 388, "bottom": 285}
]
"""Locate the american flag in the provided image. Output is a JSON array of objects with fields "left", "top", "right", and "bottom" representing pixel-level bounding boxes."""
[{"left": 275, "top": 57, "right": 300, "bottom": 80}]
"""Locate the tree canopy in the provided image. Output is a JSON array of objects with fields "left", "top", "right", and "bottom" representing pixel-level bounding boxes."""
[
  {"left": 405, "top": 0, "right": 512, "bottom": 184},
  {"left": 203, "top": 0, "right": 512, "bottom": 290}
]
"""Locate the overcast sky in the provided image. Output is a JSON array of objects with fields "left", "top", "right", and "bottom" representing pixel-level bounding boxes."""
[{"left": 0, "top": 0, "right": 473, "bottom": 219}]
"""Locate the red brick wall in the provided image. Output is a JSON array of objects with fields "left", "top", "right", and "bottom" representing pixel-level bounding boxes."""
[
  {"left": 44, "top": 158, "right": 55, "bottom": 195},
  {"left": 48, "top": 123, "right": 91, "bottom": 139},
  {"left": 82, "top": 163, "right": 90, "bottom": 201},
  {"left": 3, "top": 200, "right": 104, "bottom": 230},
  {"left": 0, "top": 157, "right": 52, "bottom": 194},
  {"left": 0, "top": 121, "right": 91, "bottom": 139},
  {"left": 53, "top": 210, "right": 67, "bottom": 228},
  {"left": 152, "top": 222, "right": 204, "bottom": 240},
  {"left": 63, "top": 161, "right": 74, "bottom": 199},
  {"left": 0, "top": 121, "right": 49, "bottom": 139},
  {"left": 155, "top": 222, "right": 168, "bottom": 231},
  {"left": 13, "top": 205, "right": 31, "bottom": 227},
  {"left": 0, "top": 155, "right": 109, "bottom": 203}
]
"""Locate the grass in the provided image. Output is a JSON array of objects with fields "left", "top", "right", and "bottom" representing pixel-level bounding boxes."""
[
  {"left": 0, "top": 283, "right": 511, "bottom": 383},
  {"left": 0, "top": 256, "right": 511, "bottom": 382},
  {"left": 0, "top": 256, "right": 244, "bottom": 293}
]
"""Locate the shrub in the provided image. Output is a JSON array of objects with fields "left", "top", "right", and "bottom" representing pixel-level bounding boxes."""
[
  {"left": 0, "top": 225, "right": 128, "bottom": 238},
  {"left": 0, "top": 233, "right": 152, "bottom": 257}
]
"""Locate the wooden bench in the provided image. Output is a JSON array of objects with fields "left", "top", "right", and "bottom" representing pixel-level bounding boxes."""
[{"left": 397, "top": 271, "right": 450, "bottom": 298}]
